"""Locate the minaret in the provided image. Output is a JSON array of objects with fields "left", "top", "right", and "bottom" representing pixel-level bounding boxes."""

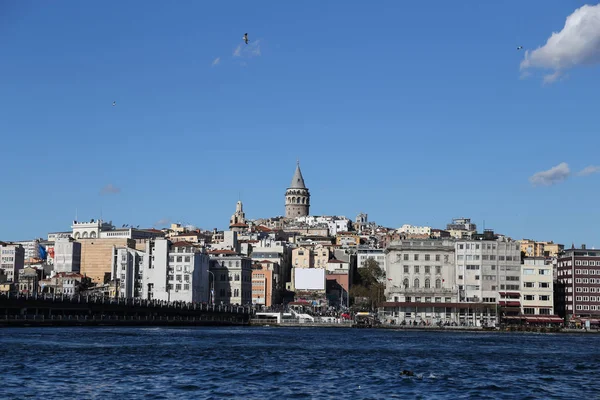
[{"left": 285, "top": 161, "right": 310, "bottom": 218}]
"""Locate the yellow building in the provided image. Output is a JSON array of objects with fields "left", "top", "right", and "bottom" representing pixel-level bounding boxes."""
[{"left": 520, "top": 239, "right": 564, "bottom": 258}]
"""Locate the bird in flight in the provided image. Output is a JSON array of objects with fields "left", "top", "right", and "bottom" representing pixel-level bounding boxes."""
[
  {"left": 517, "top": 46, "right": 523, "bottom": 50},
  {"left": 243, "top": 33, "right": 249, "bottom": 45},
  {"left": 112, "top": 101, "right": 116, "bottom": 106}
]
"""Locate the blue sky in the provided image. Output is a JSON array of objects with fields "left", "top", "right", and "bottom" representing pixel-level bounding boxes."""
[{"left": 1, "top": 1, "right": 600, "bottom": 247}]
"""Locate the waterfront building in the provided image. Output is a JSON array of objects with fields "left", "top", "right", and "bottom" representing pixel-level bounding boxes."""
[
  {"left": 251, "top": 261, "right": 277, "bottom": 307},
  {"left": 521, "top": 257, "right": 555, "bottom": 318},
  {"left": 383, "top": 239, "right": 459, "bottom": 324},
  {"left": 0, "top": 242, "right": 25, "bottom": 282},
  {"left": 18, "top": 267, "right": 41, "bottom": 294},
  {"left": 556, "top": 245, "right": 600, "bottom": 323},
  {"left": 209, "top": 250, "right": 253, "bottom": 305},
  {"left": 53, "top": 237, "right": 81, "bottom": 275},
  {"left": 39, "top": 272, "right": 91, "bottom": 295},
  {"left": 456, "top": 233, "right": 522, "bottom": 324},
  {"left": 137, "top": 239, "right": 210, "bottom": 303}
]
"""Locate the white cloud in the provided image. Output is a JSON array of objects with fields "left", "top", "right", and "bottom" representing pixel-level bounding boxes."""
[
  {"left": 154, "top": 218, "right": 171, "bottom": 227},
  {"left": 100, "top": 184, "right": 121, "bottom": 195},
  {"left": 233, "top": 40, "right": 261, "bottom": 59},
  {"left": 520, "top": 3, "right": 600, "bottom": 82},
  {"left": 577, "top": 165, "right": 600, "bottom": 176},
  {"left": 212, "top": 57, "right": 221, "bottom": 66},
  {"left": 529, "top": 162, "right": 571, "bottom": 186}
]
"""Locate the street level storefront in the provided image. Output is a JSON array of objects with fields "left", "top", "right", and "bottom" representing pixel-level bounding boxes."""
[{"left": 381, "top": 302, "right": 498, "bottom": 327}]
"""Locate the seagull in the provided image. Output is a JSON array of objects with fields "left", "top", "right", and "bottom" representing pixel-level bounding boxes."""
[
  {"left": 243, "top": 33, "right": 249, "bottom": 45},
  {"left": 112, "top": 101, "right": 116, "bottom": 106},
  {"left": 517, "top": 46, "right": 523, "bottom": 50}
]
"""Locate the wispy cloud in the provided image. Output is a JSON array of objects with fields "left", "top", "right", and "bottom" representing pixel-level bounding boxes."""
[
  {"left": 233, "top": 40, "right": 261, "bottom": 59},
  {"left": 520, "top": 3, "right": 600, "bottom": 83},
  {"left": 100, "top": 184, "right": 121, "bottom": 195},
  {"left": 153, "top": 218, "right": 171, "bottom": 228},
  {"left": 212, "top": 57, "right": 221, "bottom": 66},
  {"left": 577, "top": 165, "right": 600, "bottom": 177},
  {"left": 529, "top": 162, "right": 571, "bottom": 186}
]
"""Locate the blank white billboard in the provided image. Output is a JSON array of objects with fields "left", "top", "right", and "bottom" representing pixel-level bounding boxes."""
[{"left": 295, "top": 268, "right": 325, "bottom": 290}]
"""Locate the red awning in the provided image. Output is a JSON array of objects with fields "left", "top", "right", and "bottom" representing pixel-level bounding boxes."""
[
  {"left": 506, "top": 301, "right": 521, "bottom": 307},
  {"left": 505, "top": 292, "right": 521, "bottom": 298}
]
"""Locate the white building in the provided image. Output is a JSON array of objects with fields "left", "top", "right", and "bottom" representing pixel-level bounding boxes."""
[
  {"left": 383, "top": 240, "right": 459, "bottom": 324},
  {"left": 112, "top": 246, "right": 145, "bottom": 299},
  {"left": 454, "top": 235, "right": 522, "bottom": 325},
  {"left": 137, "top": 239, "right": 210, "bottom": 303},
  {"left": 327, "top": 218, "right": 351, "bottom": 236},
  {"left": 0, "top": 242, "right": 25, "bottom": 282},
  {"left": 357, "top": 246, "right": 387, "bottom": 271},
  {"left": 521, "top": 257, "right": 554, "bottom": 316},
  {"left": 398, "top": 224, "right": 432, "bottom": 236},
  {"left": 15, "top": 239, "right": 41, "bottom": 260},
  {"left": 53, "top": 238, "right": 81, "bottom": 275}
]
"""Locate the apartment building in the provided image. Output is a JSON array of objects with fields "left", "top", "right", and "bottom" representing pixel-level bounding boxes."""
[
  {"left": 521, "top": 257, "right": 555, "bottom": 318},
  {"left": 209, "top": 250, "right": 253, "bottom": 305},
  {"left": 0, "top": 242, "right": 25, "bottom": 282},
  {"left": 556, "top": 245, "right": 600, "bottom": 322}
]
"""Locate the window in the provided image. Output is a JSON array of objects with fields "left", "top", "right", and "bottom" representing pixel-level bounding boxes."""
[
  {"left": 403, "top": 278, "right": 409, "bottom": 288},
  {"left": 539, "top": 295, "right": 550, "bottom": 301},
  {"left": 235, "top": 274, "right": 240, "bottom": 281},
  {"left": 184, "top": 275, "right": 190, "bottom": 282},
  {"left": 403, "top": 254, "right": 409, "bottom": 261},
  {"left": 523, "top": 308, "right": 535, "bottom": 315},
  {"left": 185, "top": 256, "right": 191, "bottom": 263},
  {"left": 539, "top": 282, "right": 550, "bottom": 288},
  {"left": 425, "top": 266, "right": 430, "bottom": 274},
  {"left": 175, "top": 284, "right": 181, "bottom": 290},
  {"left": 523, "top": 269, "right": 534, "bottom": 275},
  {"left": 404, "top": 265, "right": 409, "bottom": 273},
  {"left": 524, "top": 295, "right": 535, "bottom": 301},
  {"left": 425, "top": 278, "right": 430, "bottom": 288},
  {"left": 414, "top": 278, "right": 420, "bottom": 288},
  {"left": 414, "top": 254, "right": 419, "bottom": 261},
  {"left": 414, "top": 266, "right": 420, "bottom": 273},
  {"left": 435, "top": 266, "right": 441, "bottom": 274},
  {"left": 435, "top": 255, "right": 440, "bottom": 262},
  {"left": 539, "top": 269, "right": 550, "bottom": 275},
  {"left": 435, "top": 279, "right": 441, "bottom": 289},
  {"left": 184, "top": 284, "right": 190, "bottom": 290},
  {"left": 425, "top": 254, "right": 430, "bottom": 261}
]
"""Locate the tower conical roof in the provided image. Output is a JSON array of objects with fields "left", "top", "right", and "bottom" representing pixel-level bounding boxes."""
[{"left": 289, "top": 162, "right": 306, "bottom": 189}]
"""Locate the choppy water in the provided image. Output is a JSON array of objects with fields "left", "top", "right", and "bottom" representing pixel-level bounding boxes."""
[{"left": 0, "top": 327, "right": 598, "bottom": 399}]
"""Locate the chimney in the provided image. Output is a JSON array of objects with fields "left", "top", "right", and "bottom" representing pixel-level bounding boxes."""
[{"left": 582, "top": 244, "right": 586, "bottom": 250}]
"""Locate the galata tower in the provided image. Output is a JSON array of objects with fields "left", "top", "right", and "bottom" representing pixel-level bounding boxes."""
[{"left": 285, "top": 161, "right": 310, "bottom": 218}]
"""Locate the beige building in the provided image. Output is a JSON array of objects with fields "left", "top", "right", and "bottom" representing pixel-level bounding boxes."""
[
  {"left": 336, "top": 232, "right": 360, "bottom": 247},
  {"left": 521, "top": 257, "right": 554, "bottom": 316},
  {"left": 292, "top": 245, "right": 330, "bottom": 269},
  {"left": 79, "top": 238, "right": 136, "bottom": 283}
]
